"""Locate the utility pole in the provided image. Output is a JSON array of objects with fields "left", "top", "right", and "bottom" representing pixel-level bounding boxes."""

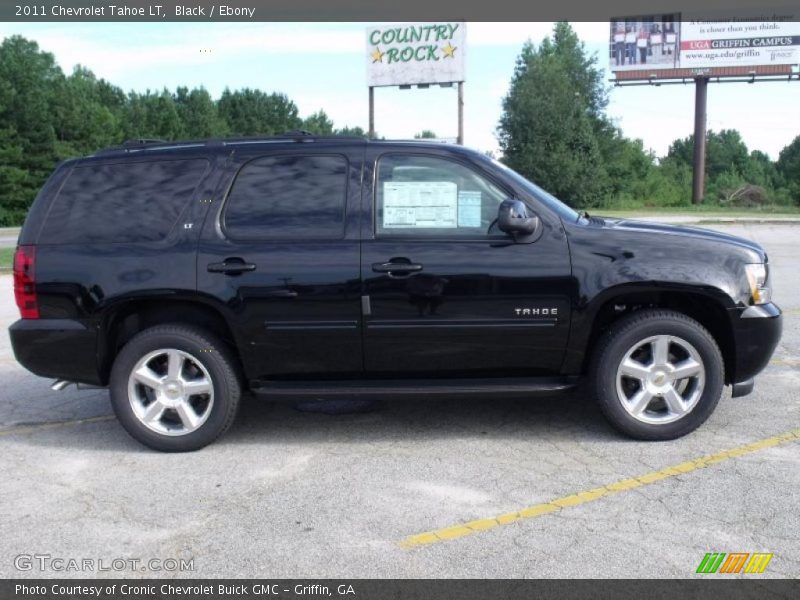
[
  {"left": 691, "top": 77, "right": 709, "bottom": 204},
  {"left": 457, "top": 81, "right": 464, "bottom": 145},
  {"left": 368, "top": 86, "right": 375, "bottom": 139}
]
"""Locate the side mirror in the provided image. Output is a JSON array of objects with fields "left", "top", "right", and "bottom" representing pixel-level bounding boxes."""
[{"left": 497, "top": 199, "right": 539, "bottom": 236}]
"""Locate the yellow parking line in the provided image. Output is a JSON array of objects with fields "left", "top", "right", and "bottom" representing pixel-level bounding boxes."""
[
  {"left": 0, "top": 415, "right": 116, "bottom": 437},
  {"left": 399, "top": 427, "right": 800, "bottom": 549},
  {"left": 770, "top": 358, "right": 800, "bottom": 367}
]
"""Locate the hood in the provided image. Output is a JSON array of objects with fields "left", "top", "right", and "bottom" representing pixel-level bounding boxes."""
[{"left": 597, "top": 217, "right": 767, "bottom": 260}]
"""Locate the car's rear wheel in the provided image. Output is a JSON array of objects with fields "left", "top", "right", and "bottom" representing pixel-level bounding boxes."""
[
  {"left": 110, "top": 324, "right": 241, "bottom": 451},
  {"left": 592, "top": 309, "right": 724, "bottom": 440}
]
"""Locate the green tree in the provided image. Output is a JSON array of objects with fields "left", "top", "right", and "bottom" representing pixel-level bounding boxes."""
[
  {"left": 777, "top": 135, "right": 800, "bottom": 202},
  {"left": 414, "top": 130, "right": 437, "bottom": 139},
  {"left": 662, "top": 136, "right": 693, "bottom": 170},
  {"left": 0, "top": 36, "right": 61, "bottom": 223},
  {"left": 497, "top": 27, "right": 608, "bottom": 208},
  {"left": 706, "top": 130, "right": 750, "bottom": 179},
  {"left": 0, "top": 125, "right": 29, "bottom": 225},
  {"left": 744, "top": 150, "right": 781, "bottom": 190},
  {"left": 302, "top": 110, "right": 334, "bottom": 135},
  {"left": 53, "top": 66, "right": 123, "bottom": 157},
  {"left": 665, "top": 129, "right": 750, "bottom": 180},
  {"left": 595, "top": 121, "right": 656, "bottom": 202},
  {"left": 334, "top": 125, "right": 366, "bottom": 137},
  {"left": 1, "top": 35, "right": 379, "bottom": 225},
  {"left": 777, "top": 135, "right": 800, "bottom": 178},
  {"left": 174, "top": 86, "right": 228, "bottom": 138},
  {"left": 550, "top": 21, "right": 608, "bottom": 119},
  {"left": 218, "top": 88, "right": 301, "bottom": 135},
  {"left": 662, "top": 130, "right": 790, "bottom": 204},
  {"left": 123, "top": 89, "right": 183, "bottom": 140}
]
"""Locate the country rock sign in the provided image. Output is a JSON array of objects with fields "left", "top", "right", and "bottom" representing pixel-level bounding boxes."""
[
  {"left": 370, "top": 42, "right": 457, "bottom": 64},
  {"left": 366, "top": 22, "right": 466, "bottom": 87},
  {"left": 369, "top": 24, "right": 460, "bottom": 64}
]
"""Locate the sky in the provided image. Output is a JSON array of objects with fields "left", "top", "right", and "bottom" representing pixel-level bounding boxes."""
[{"left": 1, "top": 21, "right": 798, "bottom": 159}]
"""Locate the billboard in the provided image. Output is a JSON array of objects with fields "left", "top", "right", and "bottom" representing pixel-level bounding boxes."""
[
  {"left": 610, "top": 15, "right": 681, "bottom": 71},
  {"left": 681, "top": 20, "right": 800, "bottom": 68},
  {"left": 610, "top": 14, "right": 800, "bottom": 73},
  {"left": 366, "top": 22, "right": 466, "bottom": 87}
]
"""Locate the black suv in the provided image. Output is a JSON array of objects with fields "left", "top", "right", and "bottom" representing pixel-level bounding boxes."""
[{"left": 10, "top": 135, "right": 782, "bottom": 451}]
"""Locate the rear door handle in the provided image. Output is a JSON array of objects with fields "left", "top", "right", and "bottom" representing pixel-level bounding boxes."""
[
  {"left": 207, "top": 259, "right": 256, "bottom": 274},
  {"left": 371, "top": 262, "right": 423, "bottom": 274}
]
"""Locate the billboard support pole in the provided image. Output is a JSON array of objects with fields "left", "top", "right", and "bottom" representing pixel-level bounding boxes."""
[
  {"left": 368, "top": 86, "right": 375, "bottom": 139},
  {"left": 691, "top": 76, "right": 708, "bottom": 204},
  {"left": 457, "top": 82, "right": 464, "bottom": 145}
]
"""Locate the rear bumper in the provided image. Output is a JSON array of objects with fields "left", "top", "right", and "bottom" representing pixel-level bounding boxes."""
[
  {"left": 728, "top": 303, "right": 782, "bottom": 386},
  {"left": 8, "top": 318, "right": 103, "bottom": 386}
]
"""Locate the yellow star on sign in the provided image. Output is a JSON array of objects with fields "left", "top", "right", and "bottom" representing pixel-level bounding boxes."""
[
  {"left": 441, "top": 42, "right": 457, "bottom": 58},
  {"left": 371, "top": 47, "right": 385, "bottom": 63}
]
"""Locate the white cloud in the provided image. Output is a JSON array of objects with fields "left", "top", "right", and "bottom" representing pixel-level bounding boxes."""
[
  {"left": 0, "top": 23, "right": 365, "bottom": 80},
  {"left": 469, "top": 22, "right": 609, "bottom": 46},
  {"left": 1, "top": 22, "right": 610, "bottom": 79}
]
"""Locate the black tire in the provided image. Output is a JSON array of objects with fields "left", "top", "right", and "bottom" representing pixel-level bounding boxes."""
[
  {"left": 591, "top": 309, "right": 724, "bottom": 440},
  {"left": 109, "top": 324, "right": 241, "bottom": 452}
]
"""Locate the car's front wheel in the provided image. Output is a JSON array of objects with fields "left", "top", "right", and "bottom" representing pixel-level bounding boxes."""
[
  {"left": 109, "top": 324, "right": 241, "bottom": 451},
  {"left": 592, "top": 309, "right": 724, "bottom": 440}
]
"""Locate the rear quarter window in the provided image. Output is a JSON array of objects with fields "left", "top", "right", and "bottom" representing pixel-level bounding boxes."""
[{"left": 39, "top": 158, "right": 209, "bottom": 244}]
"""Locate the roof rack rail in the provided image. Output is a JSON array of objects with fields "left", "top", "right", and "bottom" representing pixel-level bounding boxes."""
[
  {"left": 122, "top": 138, "right": 168, "bottom": 146},
  {"left": 93, "top": 133, "right": 371, "bottom": 156},
  {"left": 283, "top": 129, "right": 314, "bottom": 137},
  {"left": 222, "top": 133, "right": 367, "bottom": 145}
]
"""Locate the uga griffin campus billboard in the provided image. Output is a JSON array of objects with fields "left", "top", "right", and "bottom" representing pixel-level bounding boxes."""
[{"left": 610, "top": 14, "right": 800, "bottom": 75}]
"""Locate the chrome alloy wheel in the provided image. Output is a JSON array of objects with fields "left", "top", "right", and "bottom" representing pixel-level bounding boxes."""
[
  {"left": 127, "top": 348, "right": 214, "bottom": 436},
  {"left": 615, "top": 334, "right": 705, "bottom": 425}
]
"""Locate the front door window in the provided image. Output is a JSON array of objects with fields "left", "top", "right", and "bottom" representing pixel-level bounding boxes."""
[{"left": 375, "top": 154, "right": 508, "bottom": 238}]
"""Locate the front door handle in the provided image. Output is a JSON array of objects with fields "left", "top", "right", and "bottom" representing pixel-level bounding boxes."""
[
  {"left": 372, "top": 261, "right": 423, "bottom": 275},
  {"left": 207, "top": 259, "right": 256, "bottom": 275}
]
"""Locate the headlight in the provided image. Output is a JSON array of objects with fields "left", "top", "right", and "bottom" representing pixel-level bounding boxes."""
[{"left": 745, "top": 263, "right": 771, "bottom": 305}]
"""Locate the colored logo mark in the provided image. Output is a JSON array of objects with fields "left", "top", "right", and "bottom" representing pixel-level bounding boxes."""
[{"left": 696, "top": 552, "right": 773, "bottom": 574}]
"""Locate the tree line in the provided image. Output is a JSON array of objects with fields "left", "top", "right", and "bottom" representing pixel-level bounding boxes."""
[
  {"left": 497, "top": 22, "right": 800, "bottom": 211},
  {"left": 2, "top": 29, "right": 799, "bottom": 226},
  {"left": 0, "top": 35, "right": 363, "bottom": 225}
]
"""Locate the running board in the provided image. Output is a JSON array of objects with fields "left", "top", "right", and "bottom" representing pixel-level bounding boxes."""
[{"left": 250, "top": 376, "right": 578, "bottom": 400}]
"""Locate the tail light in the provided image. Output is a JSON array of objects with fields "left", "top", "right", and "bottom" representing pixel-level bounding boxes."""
[{"left": 13, "top": 245, "right": 39, "bottom": 319}]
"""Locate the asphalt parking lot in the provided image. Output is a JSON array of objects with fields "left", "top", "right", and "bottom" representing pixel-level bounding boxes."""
[{"left": 0, "top": 222, "right": 798, "bottom": 579}]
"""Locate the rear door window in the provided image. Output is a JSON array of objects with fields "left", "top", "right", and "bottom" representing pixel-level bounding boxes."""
[
  {"left": 41, "top": 158, "right": 209, "bottom": 244},
  {"left": 223, "top": 154, "right": 348, "bottom": 241}
]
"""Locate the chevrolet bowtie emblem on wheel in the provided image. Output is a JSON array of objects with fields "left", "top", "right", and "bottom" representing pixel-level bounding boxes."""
[
  {"left": 696, "top": 552, "right": 773, "bottom": 574},
  {"left": 514, "top": 308, "right": 558, "bottom": 316}
]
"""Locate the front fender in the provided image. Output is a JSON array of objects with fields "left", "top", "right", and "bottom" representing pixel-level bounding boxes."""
[{"left": 561, "top": 220, "right": 756, "bottom": 374}]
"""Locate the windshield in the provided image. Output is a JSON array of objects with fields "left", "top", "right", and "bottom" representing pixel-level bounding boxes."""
[{"left": 483, "top": 156, "right": 580, "bottom": 222}]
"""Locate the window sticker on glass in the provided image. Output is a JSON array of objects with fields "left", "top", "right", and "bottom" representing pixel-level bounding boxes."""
[
  {"left": 457, "top": 191, "right": 482, "bottom": 227},
  {"left": 383, "top": 181, "right": 458, "bottom": 228}
]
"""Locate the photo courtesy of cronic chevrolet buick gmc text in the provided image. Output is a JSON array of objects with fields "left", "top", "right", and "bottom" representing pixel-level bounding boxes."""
[{"left": 9, "top": 133, "right": 782, "bottom": 451}]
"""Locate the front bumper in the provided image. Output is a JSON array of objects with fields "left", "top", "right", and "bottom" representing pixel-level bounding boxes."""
[
  {"left": 728, "top": 302, "right": 782, "bottom": 385},
  {"left": 8, "top": 318, "right": 103, "bottom": 386}
]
